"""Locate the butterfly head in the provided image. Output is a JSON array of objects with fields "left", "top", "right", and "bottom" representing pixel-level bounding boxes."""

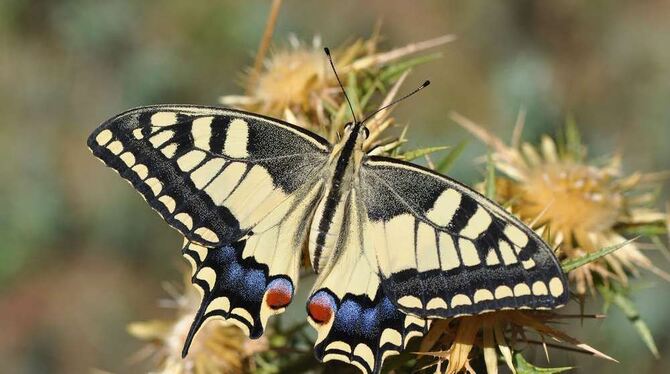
[
  {"left": 343, "top": 122, "right": 370, "bottom": 141},
  {"left": 338, "top": 122, "right": 371, "bottom": 156},
  {"left": 328, "top": 121, "right": 368, "bottom": 171}
]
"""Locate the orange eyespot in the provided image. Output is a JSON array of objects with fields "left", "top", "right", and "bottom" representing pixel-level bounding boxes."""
[
  {"left": 308, "top": 301, "right": 333, "bottom": 324},
  {"left": 307, "top": 291, "right": 337, "bottom": 324},
  {"left": 266, "top": 289, "right": 291, "bottom": 309},
  {"left": 265, "top": 278, "right": 293, "bottom": 309}
]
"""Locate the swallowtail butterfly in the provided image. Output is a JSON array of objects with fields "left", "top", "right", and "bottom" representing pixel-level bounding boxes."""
[{"left": 88, "top": 51, "right": 568, "bottom": 373}]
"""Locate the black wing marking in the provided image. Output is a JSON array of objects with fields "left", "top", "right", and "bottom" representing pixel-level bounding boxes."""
[
  {"left": 361, "top": 156, "right": 569, "bottom": 318},
  {"left": 87, "top": 105, "right": 329, "bottom": 246}
]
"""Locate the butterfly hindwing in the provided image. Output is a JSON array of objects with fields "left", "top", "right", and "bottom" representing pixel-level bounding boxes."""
[
  {"left": 87, "top": 105, "right": 329, "bottom": 246},
  {"left": 361, "top": 156, "right": 569, "bottom": 318},
  {"left": 309, "top": 287, "right": 428, "bottom": 374},
  {"left": 181, "top": 175, "right": 326, "bottom": 355},
  {"left": 306, "top": 190, "right": 428, "bottom": 373},
  {"left": 182, "top": 240, "right": 286, "bottom": 342}
]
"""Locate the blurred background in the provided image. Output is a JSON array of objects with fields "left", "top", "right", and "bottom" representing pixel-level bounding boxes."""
[{"left": 1, "top": 1, "right": 669, "bottom": 373}]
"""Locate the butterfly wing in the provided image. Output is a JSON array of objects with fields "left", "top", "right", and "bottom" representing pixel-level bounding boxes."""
[
  {"left": 88, "top": 105, "right": 329, "bottom": 246},
  {"left": 181, "top": 174, "right": 324, "bottom": 355},
  {"left": 360, "top": 156, "right": 569, "bottom": 318},
  {"left": 88, "top": 105, "right": 329, "bottom": 352},
  {"left": 306, "top": 189, "right": 428, "bottom": 374}
]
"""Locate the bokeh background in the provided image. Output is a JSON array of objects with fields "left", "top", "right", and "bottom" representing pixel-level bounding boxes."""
[{"left": 1, "top": 1, "right": 669, "bottom": 373}]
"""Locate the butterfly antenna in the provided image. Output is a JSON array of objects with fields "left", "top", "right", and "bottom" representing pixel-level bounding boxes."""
[
  {"left": 360, "top": 80, "right": 430, "bottom": 125},
  {"left": 324, "top": 47, "right": 358, "bottom": 124}
]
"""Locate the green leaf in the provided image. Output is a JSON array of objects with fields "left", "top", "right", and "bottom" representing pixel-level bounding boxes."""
[
  {"left": 346, "top": 72, "right": 363, "bottom": 120},
  {"left": 513, "top": 352, "right": 572, "bottom": 374},
  {"left": 561, "top": 237, "right": 637, "bottom": 273},
  {"left": 436, "top": 140, "right": 468, "bottom": 173},
  {"left": 598, "top": 284, "right": 660, "bottom": 358},
  {"left": 564, "top": 116, "right": 584, "bottom": 161},
  {"left": 650, "top": 235, "right": 670, "bottom": 261},
  {"left": 485, "top": 152, "right": 496, "bottom": 199},
  {"left": 615, "top": 222, "right": 668, "bottom": 236},
  {"left": 358, "top": 79, "right": 381, "bottom": 112},
  {"left": 378, "top": 53, "right": 442, "bottom": 82},
  {"left": 400, "top": 145, "right": 449, "bottom": 161},
  {"left": 555, "top": 116, "right": 586, "bottom": 162}
]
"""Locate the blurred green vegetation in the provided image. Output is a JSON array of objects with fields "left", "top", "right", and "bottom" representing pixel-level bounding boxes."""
[{"left": 0, "top": 1, "right": 668, "bottom": 373}]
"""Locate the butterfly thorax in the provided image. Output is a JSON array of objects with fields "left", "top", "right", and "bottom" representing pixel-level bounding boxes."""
[{"left": 308, "top": 123, "right": 366, "bottom": 273}]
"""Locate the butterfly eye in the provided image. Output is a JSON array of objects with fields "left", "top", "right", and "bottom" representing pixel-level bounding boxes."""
[
  {"left": 362, "top": 127, "right": 370, "bottom": 139},
  {"left": 344, "top": 122, "right": 353, "bottom": 131}
]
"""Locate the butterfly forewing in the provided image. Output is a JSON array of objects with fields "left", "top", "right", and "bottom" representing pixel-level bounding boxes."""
[
  {"left": 360, "top": 156, "right": 569, "bottom": 318},
  {"left": 87, "top": 105, "right": 330, "bottom": 246}
]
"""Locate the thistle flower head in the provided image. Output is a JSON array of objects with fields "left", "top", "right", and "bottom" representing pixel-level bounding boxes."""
[
  {"left": 420, "top": 311, "right": 613, "bottom": 374},
  {"left": 128, "top": 279, "right": 267, "bottom": 373},
  {"left": 246, "top": 36, "right": 332, "bottom": 117},
  {"left": 221, "top": 33, "right": 455, "bottom": 143},
  {"left": 452, "top": 112, "right": 670, "bottom": 295}
]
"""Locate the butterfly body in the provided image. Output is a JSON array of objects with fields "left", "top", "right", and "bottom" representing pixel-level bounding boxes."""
[
  {"left": 309, "top": 122, "right": 366, "bottom": 274},
  {"left": 88, "top": 105, "right": 568, "bottom": 373}
]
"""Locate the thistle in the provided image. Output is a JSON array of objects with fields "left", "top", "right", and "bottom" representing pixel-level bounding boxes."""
[
  {"left": 451, "top": 111, "right": 669, "bottom": 358},
  {"left": 128, "top": 276, "right": 267, "bottom": 373},
  {"left": 220, "top": 31, "right": 454, "bottom": 144},
  {"left": 418, "top": 311, "right": 614, "bottom": 374}
]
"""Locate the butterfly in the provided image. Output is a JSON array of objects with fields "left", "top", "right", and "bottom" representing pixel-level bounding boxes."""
[{"left": 87, "top": 52, "right": 568, "bottom": 373}]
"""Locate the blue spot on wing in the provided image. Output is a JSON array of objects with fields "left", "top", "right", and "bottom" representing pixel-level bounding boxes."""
[
  {"left": 215, "top": 245, "right": 244, "bottom": 286},
  {"left": 361, "top": 308, "right": 380, "bottom": 336},
  {"left": 243, "top": 268, "right": 267, "bottom": 301},
  {"left": 336, "top": 299, "right": 362, "bottom": 328}
]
